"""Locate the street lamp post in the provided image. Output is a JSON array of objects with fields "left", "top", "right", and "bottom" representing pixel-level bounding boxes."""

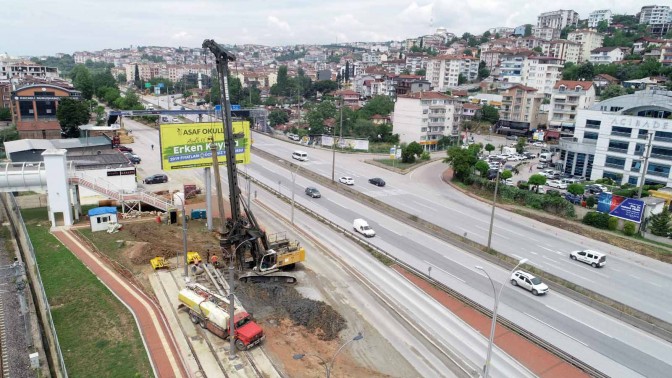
[
  {"left": 331, "top": 96, "right": 343, "bottom": 182},
  {"left": 475, "top": 259, "right": 528, "bottom": 378},
  {"left": 293, "top": 332, "right": 363, "bottom": 378},
  {"left": 487, "top": 169, "right": 501, "bottom": 250},
  {"left": 279, "top": 160, "right": 300, "bottom": 224}
]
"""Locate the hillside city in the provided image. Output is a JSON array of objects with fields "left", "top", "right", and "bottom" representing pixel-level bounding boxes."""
[{"left": 2, "top": 4, "right": 672, "bottom": 378}]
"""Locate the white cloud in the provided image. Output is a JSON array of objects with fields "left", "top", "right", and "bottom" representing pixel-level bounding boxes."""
[
  {"left": 267, "top": 15, "right": 292, "bottom": 33},
  {"left": 172, "top": 31, "right": 191, "bottom": 40}
]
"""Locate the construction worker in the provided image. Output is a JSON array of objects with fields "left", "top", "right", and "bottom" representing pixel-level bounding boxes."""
[
  {"left": 151, "top": 144, "right": 154, "bottom": 150},
  {"left": 210, "top": 254, "right": 219, "bottom": 269}
]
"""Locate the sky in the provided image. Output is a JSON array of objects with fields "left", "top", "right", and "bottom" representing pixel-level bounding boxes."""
[{"left": 3, "top": 0, "right": 661, "bottom": 56}]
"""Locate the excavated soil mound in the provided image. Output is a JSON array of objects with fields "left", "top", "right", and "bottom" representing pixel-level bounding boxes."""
[{"left": 236, "top": 283, "right": 346, "bottom": 341}]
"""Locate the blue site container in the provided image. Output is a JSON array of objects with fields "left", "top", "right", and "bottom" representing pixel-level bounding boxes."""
[{"left": 191, "top": 209, "right": 206, "bottom": 219}]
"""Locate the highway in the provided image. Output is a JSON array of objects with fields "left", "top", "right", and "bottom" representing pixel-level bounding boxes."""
[{"left": 123, "top": 101, "right": 672, "bottom": 377}]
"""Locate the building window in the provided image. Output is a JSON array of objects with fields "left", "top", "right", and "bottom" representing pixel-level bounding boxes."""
[
  {"left": 651, "top": 146, "right": 672, "bottom": 160},
  {"left": 574, "top": 153, "right": 586, "bottom": 176},
  {"left": 607, "top": 140, "right": 629, "bottom": 153},
  {"left": 611, "top": 126, "right": 632, "bottom": 137},
  {"left": 628, "top": 176, "right": 639, "bottom": 185},
  {"left": 647, "top": 163, "right": 670, "bottom": 178},
  {"left": 602, "top": 171, "right": 623, "bottom": 182},
  {"left": 421, "top": 127, "right": 427, "bottom": 132},
  {"left": 586, "top": 154, "right": 594, "bottom": 178},
  {"left": 631, "top": 160, "right": 642, "bottom": 172},
  {"left": 655, "top": 131, "right": 672, "bottom": 142},
  {"left": 584, "top": 132, "right": 598, "bottom": 140},
  {"left": 605, "top": 156, "right": 626, "bottom": 169},
  {"left": 585, "top": 119, "right": 601, "bottom": 129}
]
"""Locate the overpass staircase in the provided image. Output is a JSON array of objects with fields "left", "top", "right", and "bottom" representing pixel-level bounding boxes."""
[{"left": 69, "top": 173, "right": 173, "bottom": 212}]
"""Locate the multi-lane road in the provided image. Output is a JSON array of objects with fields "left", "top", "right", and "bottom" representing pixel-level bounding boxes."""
[{"left": 131, "top": 95, "right": 672, "bottom": 377}]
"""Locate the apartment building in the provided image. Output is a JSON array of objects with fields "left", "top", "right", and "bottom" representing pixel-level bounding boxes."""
[
  {"left": 639, "top": 5, "right": 672, "bottom": 25},
  {"left": 495, "top": 84, "right": 543, "bottom": 136},
  {"left": 0, "top": 61, "right": 59, "bottom": 81},
  {"left": 533, "top": 27, "right": 561, "bottom": 41},
  {"left": 498, "top": 52, "right": 528, "bottom": 83},
  {"left": 0, "top": 82, "right": 11, "bottom": 110},
  {"left": 588, "top": 10, "right": 613, "bottom": 28},
  {"left": 522, "top": 56, "right": 564, "bottom": 95},
  {"left": 548, "top": 80, "right": 596, "bottom": 137},
  {"left": 392, "top": 91, "right": 461, "bottom": 151},
  {"left": 568, "top": 29, "right": 605, "bottom": 63},
  {"left": 426, "top": 55, "right": 478, "bottom": 91},
  {"left": 540, "top": 39, "right": 581, "bottom": 64},
  {"left": 589, "top": 47, "right": 626, "bottom": 64},
  {"left": 123, "top": 63, "right": 211, "bottom": 83},
  {"left": 558, "top": 89, "right": 672, "bottom": 185},
  {"left": 537, "top": 9, "right": 580, "bottom": 30}
]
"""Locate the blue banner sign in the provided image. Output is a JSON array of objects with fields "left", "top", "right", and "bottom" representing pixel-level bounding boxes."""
[{"left": 597, "top": 192, "right": 644, "bottom": 223}]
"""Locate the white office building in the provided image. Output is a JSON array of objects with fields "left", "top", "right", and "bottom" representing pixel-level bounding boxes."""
[
  {"left": 392, "top": 91, "right": 461, "bottom": 151},
  {"left": 426, "top": 55, "right": 478, "bottom": 91},
  {"left": 588, "top": 10, "right": 612, "bottom": 28},
  {"left": 537, "top": 9, "right": 580, "bottom": 30},
  {"left": 558, "top": 89, "right": 672, "bottom": 185}
]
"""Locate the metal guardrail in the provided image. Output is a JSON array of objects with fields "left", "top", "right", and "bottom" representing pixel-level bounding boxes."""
[
  {"left": 1, "top": 193, "right": 68, "bottom": 378},
  {"left": 250, "top": 146, "right": 611, "bottom": 377}
]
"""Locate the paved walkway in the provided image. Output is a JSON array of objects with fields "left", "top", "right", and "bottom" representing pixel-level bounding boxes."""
[
  {"left": 393, "top": 266, "right": 588, "bottom": 378},
  {"left": 52, "top": 229, "right": 187, "bottom": 378}
]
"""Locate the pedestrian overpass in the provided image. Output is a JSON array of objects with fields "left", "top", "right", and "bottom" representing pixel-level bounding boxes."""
[{"left": 0, "top": 149, "right": 173, "bottom": 228}]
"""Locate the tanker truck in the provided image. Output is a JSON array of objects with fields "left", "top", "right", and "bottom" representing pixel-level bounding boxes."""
[{"left": 177, "top": 283, "right": 264, "bottom": 350}]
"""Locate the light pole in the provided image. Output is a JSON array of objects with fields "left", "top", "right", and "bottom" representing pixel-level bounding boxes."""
[
  {"left": 228, "top": 237, "right": 255, "bottom": 359},
  {"left": 475, "top": 258, "right": 528, "bottom": 378},
  {"left": 293, "top": 332, "right": 363, "bottom": 378},
  {"left": 331, "top": 96, "right": 343, "bottom": 182},
  {"left": 637, "top": 131, "right": 653, "bottom": 198},
  {"left": 487, "top": 169, "right": 501, "bottom": 250},
  {"left": 279, "top": 160, "right": 300, "bottom": 224}
]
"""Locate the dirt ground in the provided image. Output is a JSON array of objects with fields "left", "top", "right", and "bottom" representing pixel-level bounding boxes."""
[{"left": 78, "top": 217, "right": 382, "bottom": 377}]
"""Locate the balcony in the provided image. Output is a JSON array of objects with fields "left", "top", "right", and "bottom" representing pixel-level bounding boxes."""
[{"left": 427, "top": 121, "right": 445, "bottom": 127}]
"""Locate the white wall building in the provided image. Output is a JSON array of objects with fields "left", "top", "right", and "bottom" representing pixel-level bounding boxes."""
[
  {"left": 639, "top": 5, "right": 672, "bottom": 25},
  {"left": 522, "top": 56, "right": 564, "bottom": 96},
  {"left": 588, "top": 10, "right": 613, "bottom": 28},
  {"left": 533, "top": 27, "right": 561, "bottom": 41},
  {"left": 558, "top": 89, "right": 672, "bottom": 185},
  {"left": 548, "top": 80, "right": 596, "bottom": 137},
  {"left": 589, "top": 47, "right": 626, "bottom": 64},
  {"left": 568, "top": 29, "right": 605, "bottom": 63},
  {"left": 537, "top": 9, "right": 580, "bottom": 30},
  {"left": 540, "top": 39, "right": 581, "bottom": 64},
  {"left": 392, "top": 92, "right": 460, "bottom": 151},
  {"left": 426, "top": 55, "right": 478, "bottom": 91}
]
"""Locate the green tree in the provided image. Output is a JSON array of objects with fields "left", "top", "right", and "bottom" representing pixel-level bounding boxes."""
[
  {"left": 485, "top": 143, "right": 495, "bottom": 155},
  {"left": 415, "top": 68, "right": 426, "bottom": 76},
  {"left": 577, "top": 62, "right": 595, "bottom": 81},
  {"left": 402, "top": 141, "right": 423, "bottom": 163},
  {"left": 344, "top": 61, "right": 350, "bottom": 82},
  {"left": 478, "top": 61, "right": 490, "bottom": 80},
  {"left": 444, "top": 146, "right": 478, "bottom": 181},
  {"left": 312, "top": 80, "right": 339, "bottom": 95},
  {"left": 134, "top": 64, "right": 141, "bottom": 89},
  {"left": 500, "top": 170, "right": 513, "bottom": 180},
  {"left": 464, "top": 49, "right": 473, "bottom": 56},
  {"left": 515, "top": 137, "right": 526, "bottom": 154},
  {"left": 600, "top": 84, "right": 626, "bottom": 100},
  {"left": 596, "top": 20, "right": 609, "bottom": 33},
  {"left": 524, "top": 24, "right": 532, "bottom": 37},
  {"left": 475, "top": 160, "right": 490, "bottom": 177},
  {"left": 649, "top": 207, "right": 671, "bottom": 236},
  {"left": 57, "top": 98, "right": 90, "bottom": 138},
  {"left": 567, "top": 183, "right": 585, "bottom": 196},
  {"left": 458, "top": 74, "right": 467, "bottom": 85},
  {"left": 359, "top": 95, "right": 394, "bottom": 119},
  {"left": 532, "top": 46, "right": 543, "bottom": 53},
  {"left": 269, "top": 110, "right": 289, "bottom": 127},
  {"left": 71, "top": 65, "right": 94, "bottom": 99},
  {"left": 116, "top": 73, "right": 127, "bottom": 84},
  {"left": 586, "top": 195, "right": 597, "bottom": 208},
  {"left": 528, "top": 174, "right": 547, "bottom": 193},
  {"left": 480, "top": 105, "right": 499, "bottom": 124},
  {"left": 271, "top": 66, "right": 290, "bottom": 96},
  {"left": 0, "top": 108, "right": 11, "bottom": 121},
  {"left": 306, "top": 100, "right": 336, "bottom": 135},
  {"left": 562, "top": 62, "right": 579, "bottom": 80}
]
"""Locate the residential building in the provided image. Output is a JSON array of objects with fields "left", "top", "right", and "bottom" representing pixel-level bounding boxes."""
[
  {"left": 558, "top": 89, "right": 672, "bottom": 185},
  {"left": 537, "top": 9, "right": 580, "bottom": 30},
  {"left": 333, "top": 89, "right": 359, "bottom": 108},
  {"left": 392, "top": 91, "right": 461, "bottom": 151},
  {"left": 488, "top": 27, "right": 515, "bottom": 36},
  {"left": 648, "top": 23, "right": 672, "bottom": 38},
  {"left": 426, "top": 55, "right": 478, "bottom": 91},
  {"left": 589, "top": 46, "right": 626, "bottom": 64},
  {"left": 588, "top": 10, "right": 613, "bottom": 28},
  {"left": 392, "top": 75, "right": 429, "bottom": 97},
  {"left": 633, "top": 37, "right": 666, "bottom": 54},
  {"left": 540, "top": 39, "right": 581, "bottom": 64},
  {"left": 0, "top": 61, "right": 59, "bottom": 81},
  {"left": 548, "top": 80, "right": 596, "bottom": 137},
  {"left": 0, "top": 81, "right": 11, "bottom": 110},
  {"left": 405, "top": 53, "right": 430, "bottom": 74},
  {"left": 568, "top": 29, "right": 605, "bottom": 63},
  {"left": 11, "top": 84, "right": 82, "bottom": 139},
  {"left": 533, "top": 27, "right": 561, "bottom": 41},
  {"left": 522, "top": 56, "right": 564, "bottom": 95},
  {"left": 639, "top": 5, "right": 672, "bottom": 25},
  {"left": 495, "top": 84, "right": 543, "bottom": 136},
  {"left": 593, "top": 73, "right": 620, "bottom": 88},
  {"left": 513, "top": 24, "right": 529, "bottom": 36},
  {"left": 661, "top": 41, "right": 672, "bottom": 66},
  {"left": 461, "top": 103, "right": 482, "bottom": 121},
  {"left": 498, "top": 52, "right": 528, "bottom": 83}
]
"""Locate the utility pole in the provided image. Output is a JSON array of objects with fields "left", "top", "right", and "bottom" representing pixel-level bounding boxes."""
[
  {"left": 637, "top": 132, "right": 653, "bottom": 198},
  {"left": 487, "top": 169, "right": 500, "bottom": 250}
]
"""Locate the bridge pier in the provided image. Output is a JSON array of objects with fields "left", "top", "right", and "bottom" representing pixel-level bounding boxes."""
[{"left": 42, "top": 149, "right": 73, "bottom": 228}]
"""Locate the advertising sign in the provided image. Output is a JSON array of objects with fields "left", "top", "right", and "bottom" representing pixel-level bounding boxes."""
[
  {"left": 159, "top": 122, "right": 251, "bottom": 171},
  {"left": 389, "top": 146, "right": 396, "bottom": 159},
  {"left": 597, "top": 192, "right": 645, "bottom": 223}
]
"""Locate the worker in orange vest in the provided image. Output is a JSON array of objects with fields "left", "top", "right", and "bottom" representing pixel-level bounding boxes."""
[{"left": 210, "top": 254, "right": 219, "bottom": 269}]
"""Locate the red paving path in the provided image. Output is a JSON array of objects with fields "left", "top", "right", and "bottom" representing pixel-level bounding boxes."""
[
  {"left": 53, "top": 229, "right": 187, "bottom": 378},
  {"left": 393, "top": 266, "right": 588, "bottom": 378}
]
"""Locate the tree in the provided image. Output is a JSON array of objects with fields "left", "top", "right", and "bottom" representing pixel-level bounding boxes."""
[
  {"left": 515, "top": 137, "right": 526, "bottom": 154},
  {"left": 313, "top": 80, "right": 339, "bottom": 95},
  {"left": 532, "top": 46, "right": 543, "bottom": 53},
  {"left": 415, "top": 68, "right": 426, "bottom": 76},
  {"left": 306, "top": 100, "right": 336, "bottom": 135},
  {"left": 344, "top": 61, "right": 350, "bottom": 82},
  {"left": 481, "top": 105, "right": 499, "bottom": 124},
  {"left": 600, "top": 84, "right": 626, "bottom": 100},
  {"left": 475, "top": 160, "right": 490, "bottom": 177},
  {"left": 271, "top": 66, "right": 290, "bottom": 97},
  {"left": 57, "top": 98, "right": 90, "bottom": 138},
  {"left": 402, "top": 141, "right": 423, "bottom": 163},
  {"left": 458, "top": 74, "right": 467, "bottom": 85},
  {"left": 360, "top": 95, "right": 394, "bottom": 119},
  {"left": 524, "top": 24, "right": 532, "bottom": 37},
  {"left": 528, "top": 174, "right": 547, "bottom": 193},
  {"left": 134, "top": 64, "right": 141, "bottom": 89},
  {"left": 0, "top": 108, "right": 11, "bottom": 121},
  {"left": 485, "top": 143, "right": 495, "bottom": 155},
  {"left": 649, "top": 207, "right": 671, "bottom": 236},
  {"left": 71, "top": 65, "right": 94, "bottom": 99},
  {"left": 269, "top": 110, "right": 289, "bottom": 127},
  {"left": 464, "top": 49, "right": 473, "bottom": 56},
  {"left": 596, "top": 20, "right": 609, "bottom": 33},
  {"left": 478, "top": 61, "right": 490, "bottom": 80},
  {"left": 444, "top": 146, "right": 478, "bottom": 181},
  {"left": 577, "top": 62, "right": 595, "bottom": 81},
  {"left": 500, "top": 170, "right": 513, "bottom": 181},
  {"left": 567, "top": 184, "right": 585, "bottom": 196}
]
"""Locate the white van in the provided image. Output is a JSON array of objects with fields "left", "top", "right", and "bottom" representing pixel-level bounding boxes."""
[
  {"left": 292, "top": 151, "right": 308, "bottom": 161},
  {"left": 569, "top": 250, "right": 606, "bottom": 268},
  {"left": 539, "top": 152, "right": 553, "bottom": 163},
  {"left": 353, "top": 219, "right": 375, "bottom": 237}
]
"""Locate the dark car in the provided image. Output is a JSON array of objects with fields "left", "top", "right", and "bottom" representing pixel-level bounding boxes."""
[
  {"left": 116, "top": 145, "right": 133, "bottom": 153},
  {"left": 143, "top": 174, "right": 168, "bottom": 184},
  {"left": 585, "top": 184, "right": 603, "bottom": 194},
  {"left": 564, "top": 192, "right": 582, "bottom": 205},
  {"left": 506, "top": 135, "right": 518, "bottom": 141},
  {"left": 487, "top": 169, "right": 499, "bottom": 180},
  {"left": 305, "top": 187, "right": 321, "bottom": 198},
  {"left": 369, "top": 177, "right": 386, "bottom": 187},
  {"left": 123, "top": 152, "right": 141, "bottom": 164}
]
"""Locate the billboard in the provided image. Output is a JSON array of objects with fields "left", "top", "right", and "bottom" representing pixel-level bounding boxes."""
[
  {"left": 597, "top": 192, "right": 645, "bottom": 223},
  {"left": 159, "top": 122, "right": 251, "bottom": 171}
]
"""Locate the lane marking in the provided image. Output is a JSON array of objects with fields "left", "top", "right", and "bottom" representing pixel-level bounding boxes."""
[
  {"left": 529, "top": 251, "right": 538, "bottom": 255},
  {"left": 412, "top": 200, "right": 437, "bottom": 211},
  {"left": 474, "top": 225, "right": 510, "bottom": 240},
  {"left": 538, "top": 245, "right": 554, "bottom": 252},
  {"left": 542, "top": 255, "right": 558, "bottom": 263},
  {"left": 424, "top": 260, "right": 467, "bottom": 283},
  {"left": 545, "top": 306, "right": 613, "bottom": 338},
  {"left": 524, "top": 312, "right": 588, "bottom": 346},
  {"left": 629, "top": 274, "right": 642, "bottom": 280},
  {"left": 550, "top": 265, "right": 597, "bottom": 283},
  {"left": 512, "top": 254, "right": 523, "bottom": 260}
]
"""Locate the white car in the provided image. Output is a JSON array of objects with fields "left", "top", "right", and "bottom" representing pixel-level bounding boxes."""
[
  {"left": 339, "top": 176, "right": 354, "bottom": 185},
  {"left": 546, "top": 180, "right": 567, "bottom": 189},
  {"left": 510, "top": 270, "right": 549, "bottom": 296},
  {"left": 570, "top": 250, "right": 606, "bottom": 268},
  {"left": 172, "top": 117, "right": 179, "bottom": 122}
]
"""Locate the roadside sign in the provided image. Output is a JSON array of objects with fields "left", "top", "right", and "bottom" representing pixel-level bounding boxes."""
[
  {"left": 154, "top": 87, "right": 161, "bottom": 96},
  {"left": 144, "top": 82, "right": 151, "bottom": 88},
  {"left": 597, "top": 193, "right": 645, "bottom": 223},
  {"left": 389, "top": 147, "right": 396, "bottom": 159},
  {"left": 214, "top": 105, "right": 222, "bottom": 112},
  {"left": 158, "top": 82, "right": 165, "bottom": 88},
  {"left": 231, "top": 104, "right": 241, "bottom": 110}
]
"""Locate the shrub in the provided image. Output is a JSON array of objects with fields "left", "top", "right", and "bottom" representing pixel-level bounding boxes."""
[
  {"left": 623, "top": 221, "right": 636, "bottom": 236},
  {"left": 420, "top": 151, "right": 431, "bottom": 160},
  {"left": 608, "top": 216, "right": 619, "bottom": 230},
  {"left": 583, "top": 211, "right": 611, "bottom": 229},
  {"left": 613, "top": 188, "right": 636, "bottom": 198},
  {"left": 586, "top": 196, "right": 596, "bottom": 208}
]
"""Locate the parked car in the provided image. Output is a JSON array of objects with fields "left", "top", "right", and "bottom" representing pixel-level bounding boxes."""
[
  {"left": 503, "top": 178, "right": 515, "bottom": 186},
  {"left": 564, "top": 192, "right": 582, "bottom": 205},
  {"left": 144, "top": 173, "right": 168, "bottom": 184},
  {"left": 541, "top": 169, "right": 555, "bottom": 178},
  {"left": 116, "top": 145, "right": 133, "bottom": 153},
  {"left": 536, "top": 162, "right": 548, "bottom": 169},
  {"left": 510, "top": 270, "right": 549, "bottom": 296},
  {"left": 547, "top": 180, "right": 567, "bottom": 189},
  {"left": 506, "top": 135, "right": 518, "bottom": 141},
  {"left": 123, "top": 152, "right": 141, "bottom": 164},
  {"left": 339, "top": 176, "right": 354, "bottom": 185},
  {"left": 369, "top": 177, "right": 386, "bottom": 187},
  {"left": 303, "top": 187, "right": 320, "bottom": 198},
  {"left": 585, "top": 184, "right": 604, "bottom": 194},
  {"left": 172, "top": 117, "right": 179, "bottom": 122},
  {"left": 569, "top": 250, "right": 607, "bottom": 267},
  {"left": 487, "top": 169, "right": 499, "bottom": 180}
]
